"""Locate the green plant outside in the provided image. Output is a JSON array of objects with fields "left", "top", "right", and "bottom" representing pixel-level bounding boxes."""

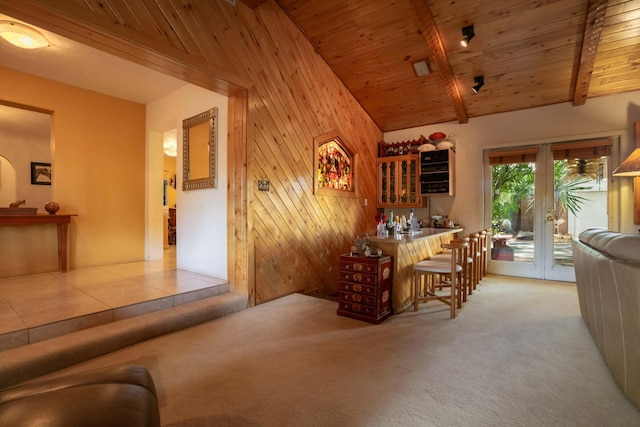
[{"left": 491, "top": 160, "right": 592, "bottom": 234}]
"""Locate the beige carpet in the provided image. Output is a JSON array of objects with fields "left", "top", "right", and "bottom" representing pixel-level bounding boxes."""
[{"left": 31, "top": 275, "right": 640, "bottom": 426}]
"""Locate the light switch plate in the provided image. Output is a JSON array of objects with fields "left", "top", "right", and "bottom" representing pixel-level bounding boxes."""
[{"left": 258, "top": 180, "right": 270, "bottom": 191}]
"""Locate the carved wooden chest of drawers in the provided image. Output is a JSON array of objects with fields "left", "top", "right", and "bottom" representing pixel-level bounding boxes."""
[{"left": 337, "top": 254, "right": 393, "bottom": 324}]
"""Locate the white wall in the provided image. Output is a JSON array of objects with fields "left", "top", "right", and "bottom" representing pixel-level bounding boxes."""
[
  {"left": 385, "top": 90, "right": 640, "bottom": 234},
  {"left": 146, "top": 84, "right": 228, "bottom": 279}
]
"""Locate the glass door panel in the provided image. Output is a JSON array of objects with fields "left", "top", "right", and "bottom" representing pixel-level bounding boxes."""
[
  {"left": 380, "top": 162, "right": 388, "bottom": 204},
  {"left": 400, "top": 159, "right": 408, "bottom": 204},
  {"left": 489, "top": 158, "right": 539, "bottom": 278},
  {"left": 409, "top": 158, "right": 418, "bottom": 204},
  {"left": 399, "top": 157, "right": 419, "bottom": 204},
  {"left": 544, "top": 156, "right": 609, "bottom": 281},
  {"left": 389, "top": 161, "right": 396, "bottom": 204}
]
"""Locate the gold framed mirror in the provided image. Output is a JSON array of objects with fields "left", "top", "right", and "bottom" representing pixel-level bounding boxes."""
[{"left": 182, "top": 108, "right": 217, "bottom": 191}]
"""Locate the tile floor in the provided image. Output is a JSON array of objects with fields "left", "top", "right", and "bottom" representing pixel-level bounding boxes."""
[{"left": 0, "top": 247, "right": 229, "bottom": 350}]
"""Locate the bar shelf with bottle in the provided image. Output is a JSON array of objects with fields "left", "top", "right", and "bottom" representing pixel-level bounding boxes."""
[{"left": 420, "top": 148, "right": 455, "bottom": 196}]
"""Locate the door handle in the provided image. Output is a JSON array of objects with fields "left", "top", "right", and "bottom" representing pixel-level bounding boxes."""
[{"left": 546, "top": 216, "right": 554, "bottom": 222}]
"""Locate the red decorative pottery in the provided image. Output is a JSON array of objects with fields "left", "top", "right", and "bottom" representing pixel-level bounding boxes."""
[{"left": 429, "top": 132, "right": 447, "bottom": 141}]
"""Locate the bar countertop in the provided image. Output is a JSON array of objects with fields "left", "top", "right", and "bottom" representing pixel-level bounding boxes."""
[
  {"left": 368, "top": 227, "right": 463, "bottom": 313},
  {"left": 368, "top": 227, "right": 463, "bottom": 245}
]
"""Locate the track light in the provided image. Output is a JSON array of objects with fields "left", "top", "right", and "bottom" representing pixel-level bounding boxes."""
[
  {"left": 472, "top": 76, "right": 484, "bottom": 93},
  {"left": 460, "top": 25, "right": 475, "bottom": 47}
]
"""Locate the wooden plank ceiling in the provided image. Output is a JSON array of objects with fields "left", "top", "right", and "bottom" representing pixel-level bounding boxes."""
[{"left": 255, "top": 0, "right": 640, "bottom": 132}]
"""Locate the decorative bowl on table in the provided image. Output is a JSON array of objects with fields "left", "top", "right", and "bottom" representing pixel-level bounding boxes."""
[{"left": 45, "top": 202, "right": 60, "bottom": 215}]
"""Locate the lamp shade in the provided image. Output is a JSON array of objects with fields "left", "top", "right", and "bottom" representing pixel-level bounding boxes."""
[{"left": 612, "top": 148, "right": 640, "bottom": 176}]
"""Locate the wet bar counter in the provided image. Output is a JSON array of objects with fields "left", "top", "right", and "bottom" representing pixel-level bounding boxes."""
[{"left": 369, "top": 228, "right": 463, "bottom": 313}]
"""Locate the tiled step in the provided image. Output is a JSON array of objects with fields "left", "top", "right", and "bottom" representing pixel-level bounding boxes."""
[
  {"left": 0, "top": 291, "right": 248, "bottom": 389},
  {"left": 0, "top": 282, "right": 231, "bottom": 351}
]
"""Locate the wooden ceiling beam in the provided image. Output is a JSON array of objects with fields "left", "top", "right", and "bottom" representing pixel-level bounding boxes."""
[
  {"left": 573, "top": 0, "right": 608, "bottom": 106},
  {"left": 239, "top": 0, "right": 269, "bottom": 10},
  {"left": 410, "top": 0, "right": 468, "bottom": 124}
]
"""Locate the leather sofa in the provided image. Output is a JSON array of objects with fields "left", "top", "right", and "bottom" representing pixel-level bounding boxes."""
[
  {"left": 0, "top": 365, "right": 160, "bottom": 426},
  {"left": 572, "top": 228, "right": 640, "bottom": 408}
]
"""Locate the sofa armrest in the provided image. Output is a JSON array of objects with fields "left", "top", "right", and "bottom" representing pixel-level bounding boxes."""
[{"left": 0, "top": 365, "right": 160, "bottom": 427}]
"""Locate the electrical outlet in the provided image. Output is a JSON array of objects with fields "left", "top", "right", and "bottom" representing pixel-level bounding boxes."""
[{"left": 258, "top": 180, "right": 270, "bottom": 191}]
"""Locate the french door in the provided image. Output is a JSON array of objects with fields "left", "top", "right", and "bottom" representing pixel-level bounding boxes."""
[{"left": 486, "top": 139, "right": 612, "bottom": 281}]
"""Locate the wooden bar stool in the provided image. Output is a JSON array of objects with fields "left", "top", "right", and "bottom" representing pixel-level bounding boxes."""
[
  {"left": 466, "top": 234, "right": 479, "bottom": 293},
  {"left": 413, "top": 240, "right": 468, "bottom": 318},
  {"left": 429, "top": 236, "right": 473, "bottom": 301},
  {"left": 468, "top": 233, "right": 481, "bottom": 290},
  {"left": 482, "top": 229, "right": 491, "bottom": 277},
  {"left": 476, "top": 230, "right": 487, "bottom": 279}
]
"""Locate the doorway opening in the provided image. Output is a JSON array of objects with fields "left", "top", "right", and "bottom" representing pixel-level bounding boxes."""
[{"left": 163, "top": 129, "right": 178, "bottom": 261}]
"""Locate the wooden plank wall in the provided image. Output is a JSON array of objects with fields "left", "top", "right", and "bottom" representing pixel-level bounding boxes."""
[
  {"left": 0, "top": 0, "right": 382, "bottom": 304},
  {"left": 241, "top": 3, "right": 381, "bottom": 302}
]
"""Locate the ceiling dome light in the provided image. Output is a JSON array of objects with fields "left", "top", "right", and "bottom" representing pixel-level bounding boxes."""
[{"left": 0, "top": 21, "right": 49, "bottom": 49}]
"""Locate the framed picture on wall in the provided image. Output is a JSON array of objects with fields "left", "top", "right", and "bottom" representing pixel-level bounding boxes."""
[
  {"left": 314, "top": 131, "right": 356, "bottom": 198},
  {"left": 31, "top": 162, "right": 52, "bottom": 185}
]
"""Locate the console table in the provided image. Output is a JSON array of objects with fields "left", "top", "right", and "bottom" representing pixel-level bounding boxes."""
[{"left": 0, "top": 214, "right": 76, "bottom": 272}]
